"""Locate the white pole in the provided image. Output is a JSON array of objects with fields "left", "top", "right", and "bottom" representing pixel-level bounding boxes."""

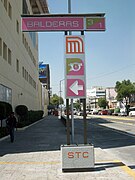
[{"left": 68, "top": 0, "right": 74, "bottom": 144}]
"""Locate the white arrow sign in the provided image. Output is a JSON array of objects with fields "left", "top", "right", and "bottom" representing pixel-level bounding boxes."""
[{"left": 69, "top": 80, "right": 83, "bottom": 95}]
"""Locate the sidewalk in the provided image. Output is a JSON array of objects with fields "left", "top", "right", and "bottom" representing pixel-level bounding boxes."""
[{"left": 0, "top": 115, "right": 135, "bottom": 180}]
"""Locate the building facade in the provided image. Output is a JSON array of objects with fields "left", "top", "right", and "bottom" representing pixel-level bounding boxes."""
[
  {"left": 0, "top": 0, "right": 49, "bottom": 112},
  {"left": 86, "top": 86, "right": 117, "bottom": 110},
  {"left": 106, "top": 87, "right": 117, "bottom": 108},
  {"left": 87, "top": 87, "right": 106, "bottom": 109}
]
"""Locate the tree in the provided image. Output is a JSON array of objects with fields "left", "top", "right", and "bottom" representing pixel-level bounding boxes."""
[
  {"left": 50, "top": 94, "right": 64, "bottom": 107},
  {"left": 115, "top": 80, "right": 135, "bottom": 114},
  {"left": 73, "top": 100, "right": 81, "bottom": 110},
  {"left": 98, "top": 98, "right": 108, "bottom": 109}
]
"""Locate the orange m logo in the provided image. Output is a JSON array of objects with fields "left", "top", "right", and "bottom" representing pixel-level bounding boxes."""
[{"left": 66, "top": 36, "right": 84, "bottom": 54}]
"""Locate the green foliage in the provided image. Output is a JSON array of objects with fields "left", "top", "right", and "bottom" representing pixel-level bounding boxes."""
[
  {"left": 50, "top": 94, "right": 64, "bottom": 106},
  {"left": 98, "top": 98, "right": 108, "bottom": 109},
  {"left": 109, "top": 109, "right": 114, "bottom": 114},
  {"left": 73, "top": 100, "right": 81, "bottom": 110},
  {"left": 17, "top": 110, "right": 44, "bottom": 128},
  {"left": 115, "top": 80, "right": 135, "bottom": 101},
  {"left": 114, "top": 108, "right": 120, "bottom": 113},
  {"left": 15, "top": 105, "right": 28, "bottom": 116}
]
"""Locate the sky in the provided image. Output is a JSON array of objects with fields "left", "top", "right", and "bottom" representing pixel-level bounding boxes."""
[{"left": 38, "top": 0, "right": 135, "bottom": 98}]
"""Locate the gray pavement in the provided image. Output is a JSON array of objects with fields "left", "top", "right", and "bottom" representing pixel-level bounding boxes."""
[{"left": 0, "top": 115, "right": 135, "bottom": 180}]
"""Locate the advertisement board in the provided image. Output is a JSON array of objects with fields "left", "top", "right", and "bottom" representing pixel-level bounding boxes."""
[{"left": 39, "top": 64, "right": 47, "bottom": 78}]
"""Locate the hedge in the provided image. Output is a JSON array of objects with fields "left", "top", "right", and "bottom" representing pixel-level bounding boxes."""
[
  {"left": 0, "top": 101, "right": 12, "bottom": 119},
  {"left": 15, "top": 105, "right": 28, "bottom": 116},
  {"left": 17, "top": 110, "right": 44, "bottom": 128}
]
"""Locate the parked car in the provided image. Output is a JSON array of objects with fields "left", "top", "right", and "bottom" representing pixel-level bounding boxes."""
[
  {"left": 91, "top": 109, "right": 99, "bottom": 115},
  {"left": 129, "top": 107, "right": 135, "bottom": 117},
  {"left": 100, "top": 110, "right": 108, "bottom": 115},
  {"left": 118, "top": 112, "right": 127, "bottom": 116}
]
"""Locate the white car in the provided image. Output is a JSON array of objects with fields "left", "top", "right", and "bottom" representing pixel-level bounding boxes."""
[{"left": 129, "top": 107, "right": 135, "bottom": 117}]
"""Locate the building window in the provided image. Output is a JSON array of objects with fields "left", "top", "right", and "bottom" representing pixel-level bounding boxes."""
[
  {"left": 0, "top": 84, "right": 12, "bottom": 104},
  {"left": 22, "top": 66, "right": 24, "bottom": 78},
  {"left": 4, "top": 0, "right": 7, "bottom": 11},
  {"left": 8, "top": 48, "right": 11, "bottom": 65},
  {"left": 3, "top": 42, "right": 7, "bottom": 60},
  {"left": 8, "top": 2, "right": 12, "bottom": 19},
  {"left": 24, "top": 69, "right": 27, "bottom": 80},
  {"left": 16, "top": 59, "right": 19, "bottom": 72},
  {"left": 29, "top": 32, "right": 36, "bottom": 48},
  {"left": 22, "top": 0, "right": 29, "bottom": 14},
  {"left": 0, "top": 38, "right": 2, "bottom": 56},
  {"left": 16, "top": 20, "right": 19, "bottom": 33},
  {"left": 22, "top": 33, "right": 25, "bottom": 44},
  {"left": 26, "top": 71, "right": 28, "bottom": 81},
  {"left": 29, "top": 75, "right": 32, "bottom": 85}
]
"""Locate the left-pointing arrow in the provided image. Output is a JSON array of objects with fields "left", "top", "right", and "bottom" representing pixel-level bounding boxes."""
[{"left": 69, "top": 80, "right": 83, "bottom": 95}]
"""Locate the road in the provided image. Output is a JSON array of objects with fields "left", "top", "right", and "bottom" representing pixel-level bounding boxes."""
[{"left": 73, "top": 115, "right": 135, "bottom": 171}]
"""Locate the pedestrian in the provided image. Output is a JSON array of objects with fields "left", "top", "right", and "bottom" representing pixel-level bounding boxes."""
[{"left": 6, "top": 112, "right": 17, "bottom": 143}]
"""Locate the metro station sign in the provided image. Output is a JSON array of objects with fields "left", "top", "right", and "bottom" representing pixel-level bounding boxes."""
[
  {"left": 21, "top": 14, "right": 105, "bottom": 32},
  {"left": 65, "top": 35, "right": 86, "bottom": 99}
]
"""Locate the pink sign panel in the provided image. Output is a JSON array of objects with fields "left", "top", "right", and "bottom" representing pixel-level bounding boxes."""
[
  {"left": 22, "top": 17, "right": 84, "bottom": 31},
  {"left": 66, "top": 79, "right": 85, "bottom": 97},
  {"left": 86, "top": 18, "right": 105, "bottom": 31},
  {"left": 66, "top": 58, "right": 84, "bottom": 76}
]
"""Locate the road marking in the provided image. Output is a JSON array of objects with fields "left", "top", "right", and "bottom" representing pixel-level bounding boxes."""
[
  {"left": 0, "top": 161, "right": 60, "bottom": 165},
  {"left": 96, "top": 160, "right": 135, "bottom": 178},
  {"left": 89, "top": 115, "right": 135, "bottom": 121},
  {"left": 114, "top": 160, "right": 135, "bottom": 178},
  {"left": 111, "top": 120, "right": 133, "bottom": 126}
]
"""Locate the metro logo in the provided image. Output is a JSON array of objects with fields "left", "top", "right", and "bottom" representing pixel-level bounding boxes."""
[
  {"left": 66, "top": 36, "right": 84, "bottom": 54},
  {"left": 68, "top": 151, "right": 89, "bottom": 158}
]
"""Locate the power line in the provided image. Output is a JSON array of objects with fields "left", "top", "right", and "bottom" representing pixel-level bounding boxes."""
[{"left": 87, "top": 64, "right": 135, "bottom": 81}]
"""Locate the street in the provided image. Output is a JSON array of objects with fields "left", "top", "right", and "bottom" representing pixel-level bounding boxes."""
[{"left": 74, "top": 115, "right": 135, "bottom": 171}]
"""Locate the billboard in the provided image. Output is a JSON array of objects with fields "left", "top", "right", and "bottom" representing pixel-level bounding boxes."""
[{"left": 39, "top": 64, "right": 47, "bottom": 78}]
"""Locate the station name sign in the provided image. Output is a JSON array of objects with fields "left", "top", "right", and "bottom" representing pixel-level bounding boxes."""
[{"left": 21, "top": 14, "right": 105, "bottom": 32}]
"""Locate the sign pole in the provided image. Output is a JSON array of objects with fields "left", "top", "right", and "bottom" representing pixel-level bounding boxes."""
[
  {"left": 71, "top": 99, "right": 74, "bottom": 143},
  {"left": 68, "top": 0, "right": 75, "bottom": 144},
  {"left": 80, "top": 30, "right": 87, "bottom": 144},
  {"left": 66, "top": 99, "right": 70, "bottom": 145},
  {"left": 65, "top": 30, "right": 70, "bottom": 145},
  {"left": 83, "top": 98, "right": 87, "bottom": 144}
]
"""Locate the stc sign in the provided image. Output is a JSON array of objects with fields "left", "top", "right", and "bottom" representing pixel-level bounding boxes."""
[
  {"left": 61, "top": 145, "right": 95, "bottom": 170},
  {"left": 65, "top": 36, "right": 86, "bottom": 99},
  {"left": 67, "top": 151, "right": 89, "bottom": 158}
]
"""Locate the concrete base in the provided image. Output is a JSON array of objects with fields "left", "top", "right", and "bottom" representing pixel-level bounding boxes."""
[{"left": 61, "top": 144, "right": 95, "bottom": 172}]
